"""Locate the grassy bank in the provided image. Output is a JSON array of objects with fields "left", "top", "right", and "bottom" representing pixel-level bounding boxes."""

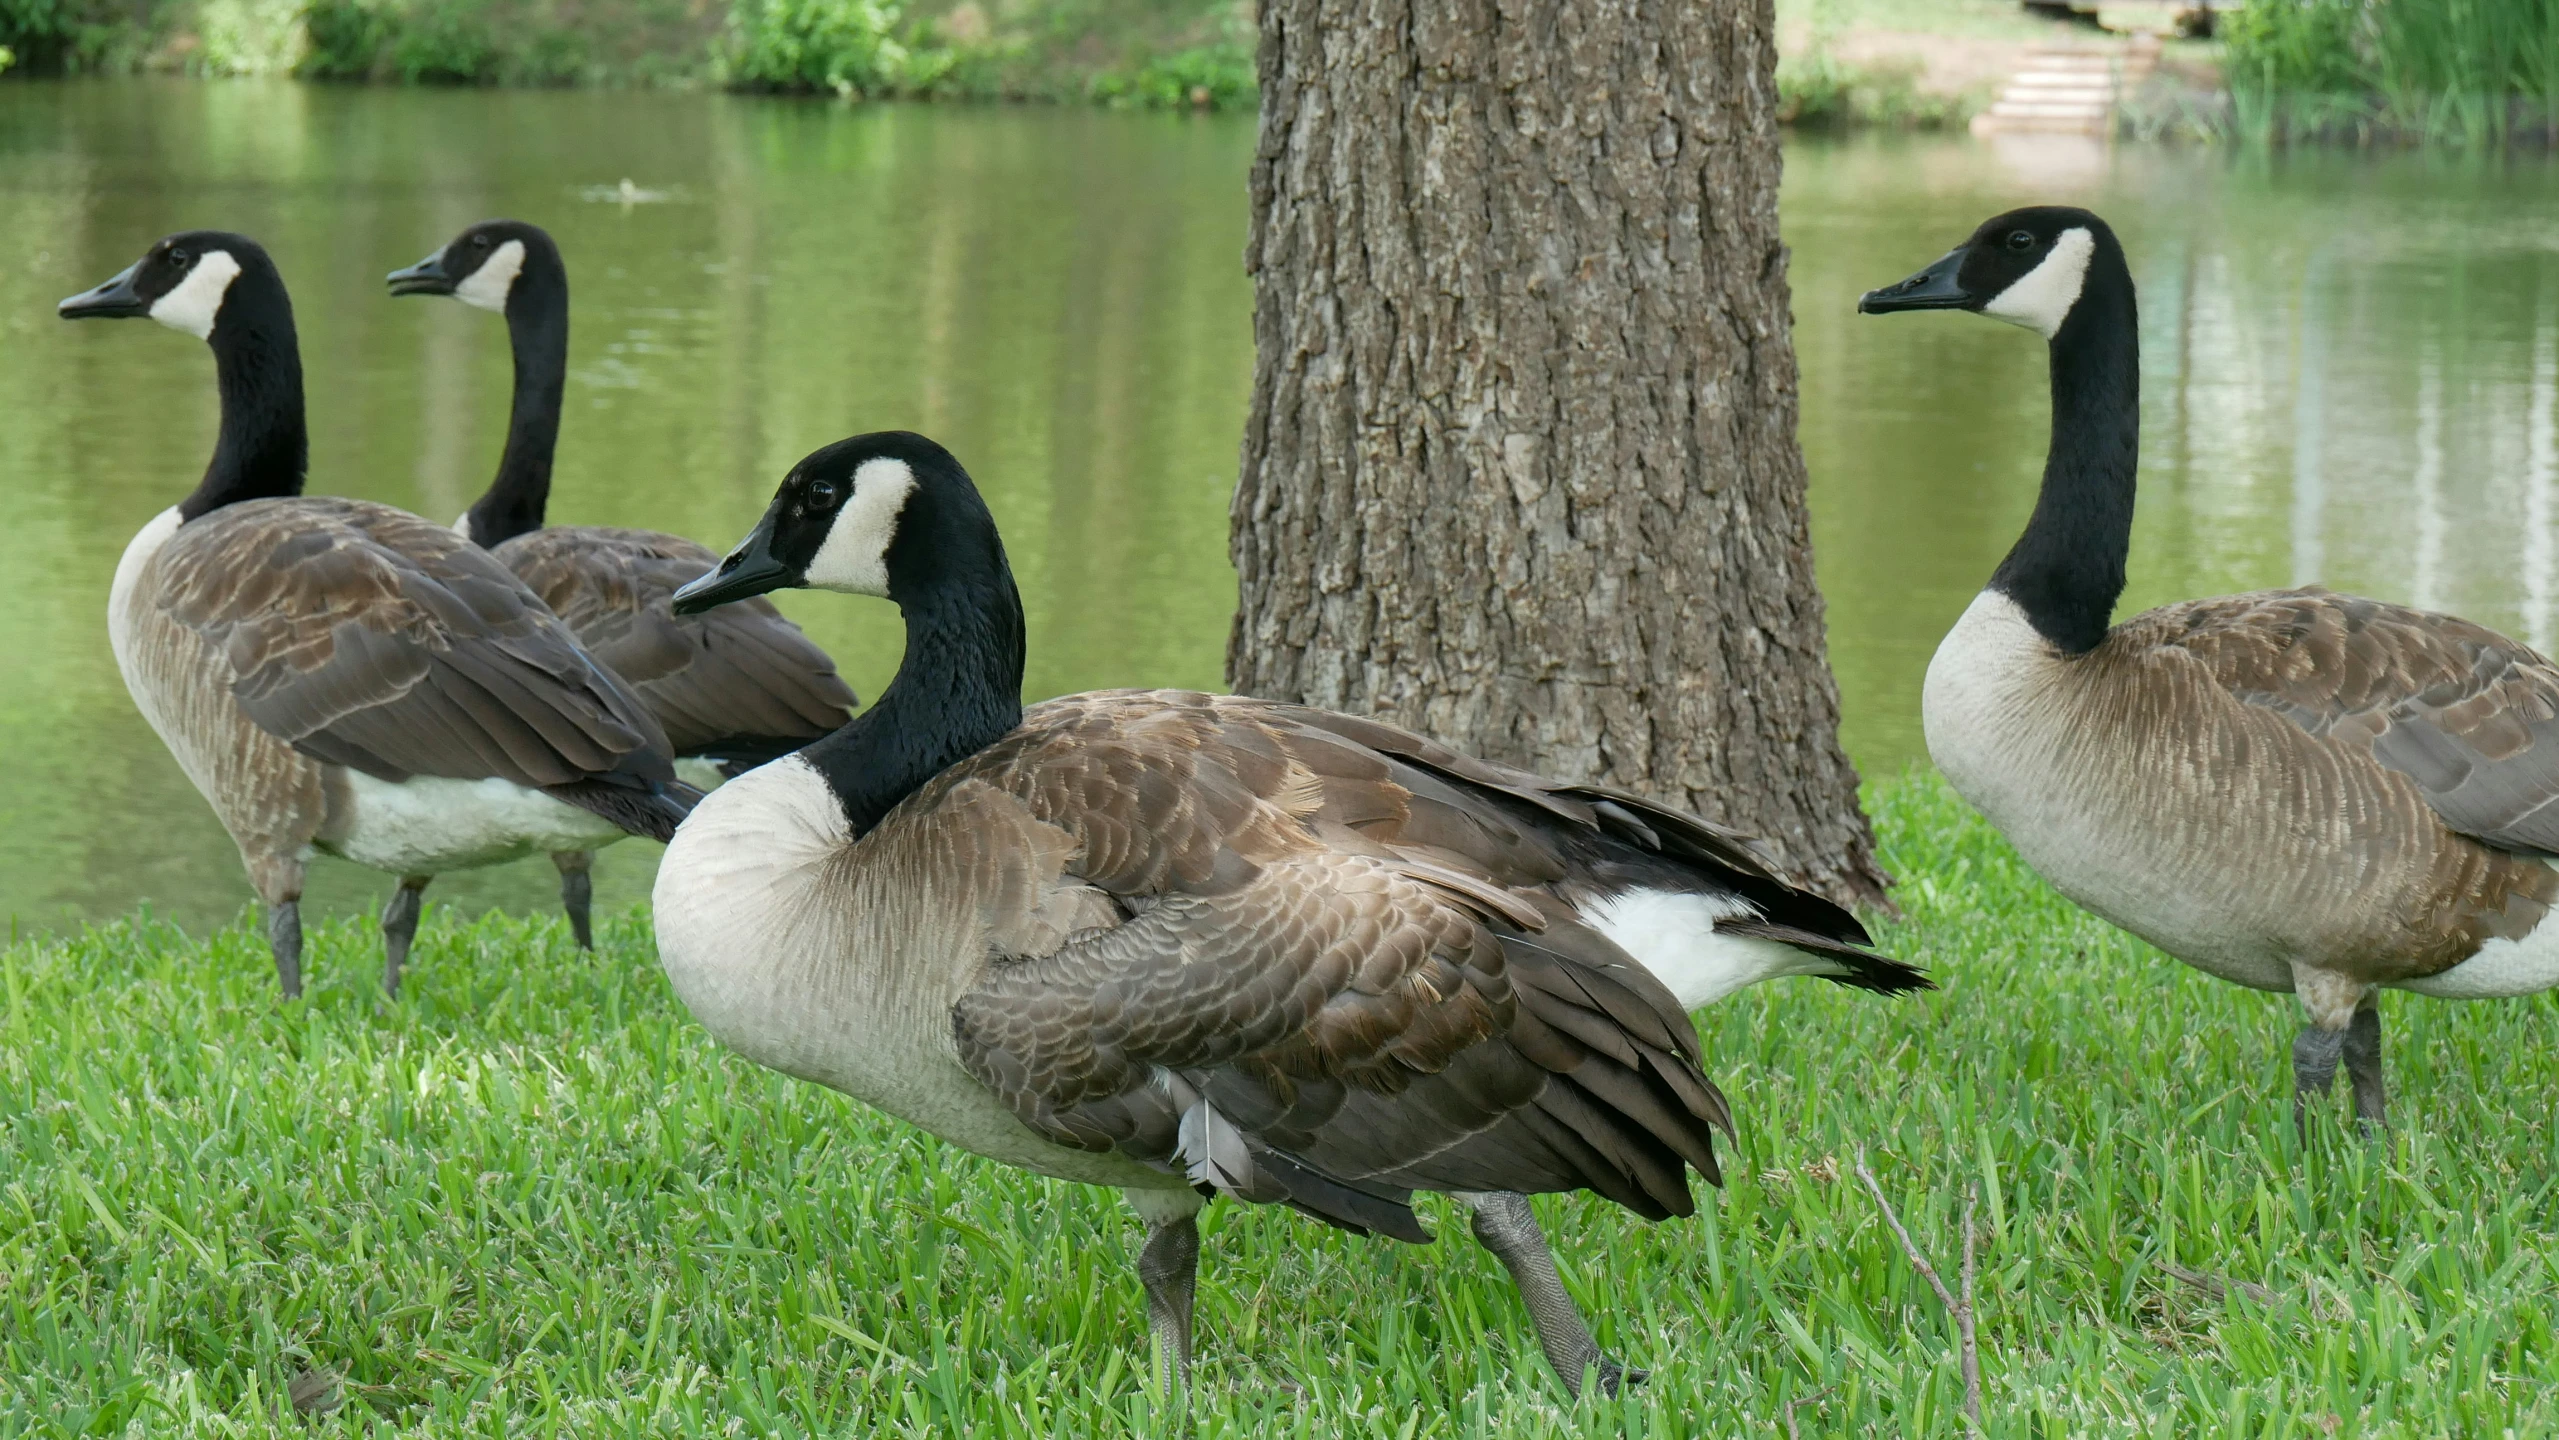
[
  {"left": 2222, "top": 0, "right": 2559, "bottom": 144},
  {"left": 1, "top": 0, "right": 1962, "bottom": 125},
  {"left": 6, "top": 770, "right": 2555, "bottom": 1434},
  {"left": 0, "top": 0, "right": 1254, "bottom": 105}
]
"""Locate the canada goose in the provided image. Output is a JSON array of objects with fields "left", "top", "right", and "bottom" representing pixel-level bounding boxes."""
[
  {"left": 59, "top": 231, "right": 694, "bottom": 997},
  {"left": 1863, "top": 205, "right": 2559, "bottom": 1132},
  {"left": 653, "top": 430, "right": 1928, "bottom": 1396},
  {"left": 386, "top": 219, "right": 857, "bottom": 947}
]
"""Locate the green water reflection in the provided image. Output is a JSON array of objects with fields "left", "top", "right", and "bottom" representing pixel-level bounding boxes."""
[{"left": 3, "top": 83, "right": 2554, "bottom": 932}]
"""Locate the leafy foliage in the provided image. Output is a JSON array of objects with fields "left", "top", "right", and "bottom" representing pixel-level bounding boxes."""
[
  {"left": 715, "top": 0, "right": 923, "bottom": 95},
  {"left": 297, "top": 0, "right": 710, "bottom": 85},
  {"left": 0, "top": 0, "right": 1251, "bottom": 103},
  {"left": 0, "top": 0, "right": 191, "bottom": 73},
  {"left": 1777, "top": 45, "right": 1981, "bottom": 130},
  {"left": 1082, "top": 38, "right": 1248, "bottom": 108}
]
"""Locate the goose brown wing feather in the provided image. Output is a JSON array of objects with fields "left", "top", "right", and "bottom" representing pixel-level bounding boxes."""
[
  {"left": 1263, "top": 702, "right": 1874, "bottom": 947},
  {"left": 2141, "top": 588, "right": 2559, "bottom": 855},
  {"left": 152, "top": 497, "right": 676, "bottom": 789},
  {"left": 939, "top": 692, "right": 1736, "bottom": 1236},
  {"left": 496, "top": 526, "right": 857, "bottom": 758}
]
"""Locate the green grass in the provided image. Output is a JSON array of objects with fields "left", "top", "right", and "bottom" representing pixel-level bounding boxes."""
[{"left": 5, "top": 770, "right": 2557, "bottom": 1434}]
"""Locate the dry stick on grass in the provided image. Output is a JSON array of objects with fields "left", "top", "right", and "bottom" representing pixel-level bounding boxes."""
[
  {"left": 1781, "top": 1383, "right": 1837, "bottom": 1440},
  {"left": 2158, "top": 1260, "right": 2277, "bottom": 1306},
  {"left": 1853, "top": 1149, "right": 1983, "bottom": 1432}
]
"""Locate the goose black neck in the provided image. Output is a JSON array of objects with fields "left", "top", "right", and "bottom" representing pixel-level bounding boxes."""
[
  {"left": 1987, "top": 257, "right": 2140, "bottom": 655},
  {"left": 181, "top": 267, "right": 307, "bottom": 521},
  {"left": 800, "top": 571, "right": 1027, "bottom": 838},
  {"left": 464, "top": 261, "right": 568, "bottom": 549}
]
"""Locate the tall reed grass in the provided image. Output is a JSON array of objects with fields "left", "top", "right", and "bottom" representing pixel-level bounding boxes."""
[{"left": 2225, "top": 0, "right": 2559, "bottom": 144}]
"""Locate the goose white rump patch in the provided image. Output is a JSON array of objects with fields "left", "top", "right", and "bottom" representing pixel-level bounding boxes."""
[
  {"left": 326, "top": 772, "right": 631, "bottom": 874},
  {"left": 1577, "top": 888, "right": 1846, "bottom": 1009},
  {"left": 2398, "top": 872, "right": 2559, "bottom": 999}
]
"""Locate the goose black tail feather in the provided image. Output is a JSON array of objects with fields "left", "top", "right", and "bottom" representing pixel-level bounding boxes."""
[
  {"left": 548, "top": 776, "right": 702, "bottom": 842},
  {"left": 688, "top": 733, "right": 820, "bottom": 775},
  {"left": 1719, "top": 919, "right": 1934, "bottom": 994},
  {"left": 1251, "top": 1147, "right": 1434, "bottom": 1243}
]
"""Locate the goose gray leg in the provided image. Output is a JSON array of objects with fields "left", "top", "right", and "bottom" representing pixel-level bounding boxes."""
[
  {"left": 249, "top": 856, "right": 306, "bottom": 999},
  {"left": 381, "top": 876, "right": 430, "bottom": 997},
  {"left": 1125, "top": 1187, "right": 1206, "bottom": 1402},
  {"left": 2290, "top": 965, "right": 2368, "bottom": 1139},
  {"left": 2291, "top": 1025, "right": 2345, "bottom": 1137},
  {"left": 266, "top": 901, "right": 304, "bottom": 1000},
  {"left": 1455, "top": 1190, "right": 1644, "bottom": 1398},
  {"left": 551, "top": 851, "right": 595, "bottom": 950},
  {"left": 2343, "top": 995, "right": 2388, "bottom": 1131}
]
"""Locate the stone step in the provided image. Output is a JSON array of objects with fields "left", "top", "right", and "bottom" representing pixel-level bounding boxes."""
[
  {"left": 1972, "top": 33, "right": 2158, "bottom": 136},
  {"left": 2020, "top": 50, "right": 2120, "bottom": 69},
  {"left": 2002, "top": 82, "right": 2117, "bottom": 102},
  {"left": 1989, "top": 100, "right": 2115, "bottom": 119},
  {"left": 1973, "top": 111, "right": 2113, "bottom": 134}
]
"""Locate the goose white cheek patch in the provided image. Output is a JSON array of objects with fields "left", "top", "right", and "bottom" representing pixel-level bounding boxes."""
[
  {"left": 804, "top": 457, "right": 919, "bottom": 597},
  {"left": 148, "top": 251, "right": 243, "bottom": 339},
  {"left": 455, "top": 239, "right": 526, "bottom": 312},
  {"left": 1982, "top": 226, "right": 2095, "bottom": 340}
]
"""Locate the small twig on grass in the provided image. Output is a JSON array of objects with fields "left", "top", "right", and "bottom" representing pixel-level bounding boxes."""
[
  {"left": 1781, "top": 1383, "right": 1836, "bottom": 1440},
  {"left": 1853, "top": 1149, "right": 1982, "bottom": 1432},
  {"left": 286, "top": 1366, "right": 342, "bottom": 1417},
  {"left": 1961, "top": 1185, "right": 1978, "bottom": 1415},
  {"left": 2158, "top": 1260, "right": 2277, "bottom": 1306}
]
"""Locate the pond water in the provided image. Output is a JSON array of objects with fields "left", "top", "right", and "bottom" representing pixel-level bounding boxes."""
[{"left": 3, "top": 80, "right": 2554, "bottom": 933}]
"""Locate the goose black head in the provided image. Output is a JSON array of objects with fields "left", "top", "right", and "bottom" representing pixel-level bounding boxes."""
[
  {"left": 674, "top": 431, "right": 1004, "bottom": 616},
  {"left": 59, "top": 231, "right": 271, "bottom": 340},
  {"left": 387, "top": 219, "right": 559, "bottom": 314},
  {"left": 1858, "top": 206, "right": 2124, "bottom": 341}
]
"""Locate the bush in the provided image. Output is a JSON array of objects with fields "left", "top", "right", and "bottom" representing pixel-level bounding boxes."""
[
  {"left": 298, "top": 0, "right": 713, "bottom": 85},
  {"left": 1085, "top": 37, "right": 1248, "bottom": 108},
  {"left": 1777, "top": 46, "right": 1978, "bottom": 130},
  {"left": 0, "top": 0, "right": 1250, "bottom": 101},
  {"left": 718, "top": 0, "right": 932, "bottom": 94},
  {"left": 1, "top": 0, "right": 190, "bottom": 72}
]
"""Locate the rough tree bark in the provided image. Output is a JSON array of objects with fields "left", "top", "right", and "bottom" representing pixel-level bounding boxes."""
[{"left": 1229, "top": 0, "right": 1888, "bottom": 906}]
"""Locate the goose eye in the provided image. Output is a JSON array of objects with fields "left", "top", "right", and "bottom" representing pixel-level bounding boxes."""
[
  {"left": 806, "top": 479, "right": 840, "bottom": 510},
  {"left": 2005, "top": 229, "right": 2035, "bottom": 252},
  {"left": 472, "top": 234, "right": 492, "bottom": 249},
  {"left": 169, "top": 247, "right": 192, "bottom": 267}
]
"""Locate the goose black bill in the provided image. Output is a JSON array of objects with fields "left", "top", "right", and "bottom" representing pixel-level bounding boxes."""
[{"left": 1858, "top": 249, "right": 1972, "bottom": 314}]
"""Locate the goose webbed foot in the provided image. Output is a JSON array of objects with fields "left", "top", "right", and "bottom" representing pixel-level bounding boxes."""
[
  {"left": 552, "top": 851, "right": 595, "bottom": 951},
  {"left": 381, "top": 876, "right": 430, "bottom": 997},
  {"left": 1458, "top": 1190, "right": 1646, "bottom": 1398},
  {"left": 1129, "top": 1190, "right": 1202, "bottom": 1403},
  {"left": 2343, "top": 999, "right": 2388, "bottom": 1132},
  {"left": 266, "top": 899, "right": 304, "bottom": 1000}
]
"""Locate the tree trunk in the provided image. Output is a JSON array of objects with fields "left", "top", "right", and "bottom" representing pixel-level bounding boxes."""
[{"left": 1229, "top": 0, "right": 1888, "bottom": 908}]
